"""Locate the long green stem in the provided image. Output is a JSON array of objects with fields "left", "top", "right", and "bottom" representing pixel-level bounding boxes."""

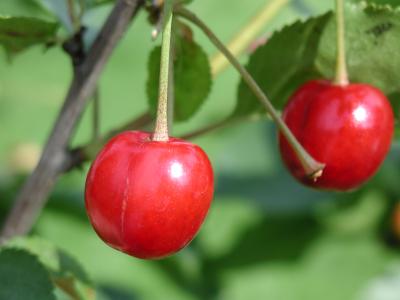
[
  {"left": 167, "top": 19, "right": 175, "bottom": 133},
  {"left": 153, "top": 0, "right": 174, "bottom": 141},
  {"left": 334, "top": 0, "right": 348, "bottom": 86},
  {"left": 175, "top": 6, "right": 325, "bottom": 178},
  {"left": 101, "top": 0, "right": 283, "bottom": 136},
  {"left": 211, "top": 0, "right": 289, "bottom": 76}
]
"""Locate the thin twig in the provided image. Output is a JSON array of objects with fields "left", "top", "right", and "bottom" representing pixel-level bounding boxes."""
[
  {"left": 181, "top": 118, "right": 234, "bottom": 140},
  {"left": 0, "top": 0, "right": 144, "bottom": 243}
]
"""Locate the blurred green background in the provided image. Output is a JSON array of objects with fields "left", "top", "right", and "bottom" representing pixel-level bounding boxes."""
[{"left": 2, "top": 0, "right": 400, "bottom": 299}]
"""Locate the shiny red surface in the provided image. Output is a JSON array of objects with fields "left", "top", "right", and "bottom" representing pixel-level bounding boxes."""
[
  {"left": 85, "top": 131, "right": 214, "bottom": 259},
  {"left": 279, "top": 80, "right": 394, "bottom": 191}
]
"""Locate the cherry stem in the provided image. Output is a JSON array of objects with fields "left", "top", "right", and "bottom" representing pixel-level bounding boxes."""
[
  {"left": 167, "top": 21, "right": 175, "bottom": 132},
  {"left": 211, "top": 0, "right": 289, "bottom": 76},
  {"left": 152, "top": 0, "right": 174, "bottom": 142},
  {"left": 175, "top": 6, "right": 325, "bottom": 178},
  {"left": 94, "top": 0, "right": 284, "bottom": 139},
  {"left": 334, "top": 0, "right": 349, "bottom": 86}
]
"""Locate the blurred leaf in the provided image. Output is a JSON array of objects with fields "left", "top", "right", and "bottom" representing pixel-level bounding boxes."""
[
  {"left": 198, "top": 197, "right": 264, "bottom": 259},
  {"left": 210, "top": 192, "right": 391, "bottom": 300},
  {"left": 235, "top": 2, "right": 400, "bottom": 117},
  {"left": 234, "top": 13, "right": 331, "bottom": 117},
  {"left": 0, "top": 248, "right": 56, "bottom": 300},
  {"left": 6, "top": 237, "right": 95, "bottom": 300},
  {"left": 359, "top": 263, "right": 400, "bottom": 300},
  {"left": 38, "top": 0, "right": 73, "bottom": 33},
  {"left": 81, "top": 4, "right": 112, "bottom": 50},
  {"left": 0, "top": 0, "right": 52, "bottom": 19},
  {"left": 316, "top": 189, "right": 387, "bottom": 235},
  {"left": 38, "top": 0, "right": 112, "bottom": 36},
  {"left": 147, "top": 34, "right": 212, "bottom": 121},
  {"left": 0, "top": 16, "right": 58, "bottom": 56},
  {"left": 217, "top": 233, "right": 392, "bottom": 300},
  {"left": 83, "top": 0, "right": 115, "bottom": 7},
  {"left": 350, "top": 0, "right": 400, "bottom": 7}
]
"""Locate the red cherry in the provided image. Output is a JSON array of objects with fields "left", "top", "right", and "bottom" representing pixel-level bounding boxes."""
[
  {"left": 279, "top": 80, "right": 394, "bottom": 191},
  {"left": 85, "top": 131, "right": 214, "bottom": 259}
]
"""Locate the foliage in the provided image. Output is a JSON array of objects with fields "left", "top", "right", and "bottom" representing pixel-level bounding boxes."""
[
  {"left": 1, "top": 0, "right": 400, "bottom": 299},
  {"left": 147, "top": 31, "right": 212, "bottom": 121},
  {"left": 2, "top": 237, "right": 95, "bottom": 300},
  {"left": 0, "top": 248, "right": 56, "bottom": 300},
  {"left": 236, "top": 1, "right": 400, "bottom": 117}
]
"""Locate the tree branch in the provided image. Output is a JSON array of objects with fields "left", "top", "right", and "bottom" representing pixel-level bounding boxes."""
[{"left": 0, "top": 0, "right": 144, "bottom": 242}]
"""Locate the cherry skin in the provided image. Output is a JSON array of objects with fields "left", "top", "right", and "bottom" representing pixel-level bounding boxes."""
[
  {"left": 85, "top": 131, "right": 214, "bottom": 259},
  {"left": 279, "top": 80, "right": 394, "bottom": 191}
]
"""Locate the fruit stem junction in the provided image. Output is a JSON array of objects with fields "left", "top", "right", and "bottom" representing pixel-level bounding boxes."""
[
  {"left": 334, "top": 0, "right": 349, "bottom": 86},
  {"left": 153, "top": 0, "right": 174, "bottom": 142},
  {"left": 175, "top": 6, "right": 325, "bottom": 178}
]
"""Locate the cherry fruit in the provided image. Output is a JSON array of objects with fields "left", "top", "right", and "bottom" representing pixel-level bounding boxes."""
[
  {"left": 279, "top": 80, "right": 394, "bottom": 191},
  {"left": 85, "top": 131, "right": 214, "bottom": 259}
]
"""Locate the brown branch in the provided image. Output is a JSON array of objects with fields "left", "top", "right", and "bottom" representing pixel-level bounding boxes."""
[{"left": 0, "top": 0, "right": 144, "bottom": 243}]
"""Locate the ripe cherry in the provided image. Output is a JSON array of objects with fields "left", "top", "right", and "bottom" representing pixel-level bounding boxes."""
[
  {"left": 279, "top": 80, "right": 394, "bottom": 191},
  {"left": 85, "top": 131, "right": 214, "bottom": 259}
]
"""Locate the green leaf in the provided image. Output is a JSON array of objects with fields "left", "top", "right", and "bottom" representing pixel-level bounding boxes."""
[
  {"left": 198, "top": 197, "right": 264, "bottom": 259},
  {"left": 350, "top": 0, "right": 400, "bottom": 7},
  {"left": 83, "top": 0, "right": 115, "bottom": 6},
  {"left": 0, "top": 0, "right": 53, "bottom": 20},
  {"left": 235, "top": 2, "right": 400, "bottom": 118},
  {"left": 6, "top": 237, "right": 94, "bottom": 300},
  {"left": 206, "top": 192, "right": 391, "bottom": 300},
  {"left": 234, "top": 13, "right": 331, "bottom": 117},
  {"left": 0, "top": 248, "right": 56, "bottom": 300},
  {"left": 38, "top": 0, "right": 73, "bottom": 33},
  {"left": 147, "top": 35, "right": 212, "bottom": 122},
  {"left": 38, "top": 0, "right": 111, "bottom": 34},
  {"left": 218, "top": 234, "right": 392, "bottom": 300},
  {"left": 0, "top": 16, "right": 58, "bottom": 56},
  {"left": 315, "top": 2, "right": 400, "bottom": 96}
]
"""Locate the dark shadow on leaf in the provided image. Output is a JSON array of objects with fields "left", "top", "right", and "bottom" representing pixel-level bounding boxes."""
[{"left": 99, "top": 285, "right": 139, "bottom": 300}]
